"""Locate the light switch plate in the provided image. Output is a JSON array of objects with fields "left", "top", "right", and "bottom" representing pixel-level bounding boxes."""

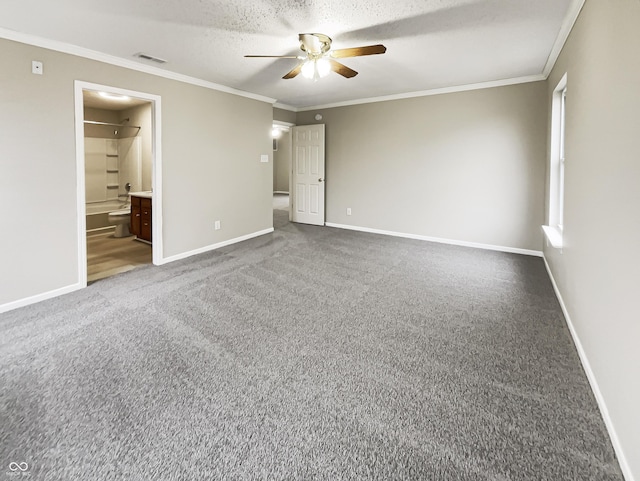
[{"left": 260, "top": 154, "right": 269, "bottom": 163}]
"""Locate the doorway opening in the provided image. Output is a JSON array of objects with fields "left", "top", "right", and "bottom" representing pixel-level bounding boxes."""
[
  {"left": 75, "top": 82, "right": 162, "bottom": 285},
  {"left": 272, "top": 120, "right": 294, "bottom": 227}
]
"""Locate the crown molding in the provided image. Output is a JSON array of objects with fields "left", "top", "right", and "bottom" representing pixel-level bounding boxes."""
[
  {"left": 1, "top": 0, "right": 584, "bottom": 113},
  {"left": 273, "top": 102, "right": 299, "bottom": 112},
  {"left": 296, "top": 74, "right": 546, "bottom": 112},
  {"left": 273, "top": 1, "right": 587, "bottom": 113},
  {"left": 543, "top": 0, "right": 586, "bottom": 77},
  {"left": 0, "top": 27, "right": 277, "bottom": 105}
]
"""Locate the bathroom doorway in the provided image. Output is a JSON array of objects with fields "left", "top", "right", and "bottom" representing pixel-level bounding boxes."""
[{"left": 74, "top": 82, "right": 162, "bottom": 285}]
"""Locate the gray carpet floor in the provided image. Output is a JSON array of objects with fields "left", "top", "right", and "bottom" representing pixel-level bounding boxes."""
[{"left": 0, "top": 198, "right": 623, "bottom": 480}]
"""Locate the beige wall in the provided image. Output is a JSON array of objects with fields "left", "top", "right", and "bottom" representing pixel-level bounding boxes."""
[
  {"left": 297, "top": 81, "right": 548, "bottom": 252},
  {"left": 273, "top": 107, "right": 296, "bottom": 124},
  {"left": 273, "top": 130, "right": 291, "bottom": 192},
  {"left": 83, "top": 107, "right": 119, "bottom": 139},
  {"left": 0, "top": 38, "right": 273, "bottom": 307},
  {"left": 119, "top": 103, "right": 153, "bottom": 191},
  {"left": 544, "top": 1, "right": 640, "bottom": 478}
]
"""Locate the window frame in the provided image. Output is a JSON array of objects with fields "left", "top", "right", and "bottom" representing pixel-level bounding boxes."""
[{"left": 543, "top": 74, "right": 567, "bottom": 249}]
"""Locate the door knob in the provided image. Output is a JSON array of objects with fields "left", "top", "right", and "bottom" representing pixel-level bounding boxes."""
[{"left": 318, "top": 178, "right": 324, "bottom": 183}]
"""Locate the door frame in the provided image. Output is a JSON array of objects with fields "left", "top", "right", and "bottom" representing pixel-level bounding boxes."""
[
  {"left": 272, "top": 120, "right": 295, "bottom": 221},
  {"left": 74, "top": 81, "right": 163, "bottom": 287}
]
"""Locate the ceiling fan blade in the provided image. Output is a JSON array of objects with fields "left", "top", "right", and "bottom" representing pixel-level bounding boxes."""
[
  {"left": 330, "top": 44, "right": 387, "bottom": 58},
  {"left": 329, "top": 59, "right": 358, "bottom": 78},
  {"left": 282, "top": 63, "right": 303, "bottom": 79},
  {"left": 245, "top": 55, "right": 299, "bottom": 58}
]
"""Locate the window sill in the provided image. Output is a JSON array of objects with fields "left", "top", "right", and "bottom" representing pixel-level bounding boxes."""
[{"left": 542, "top": 225, "right": 563, "bottom": 249}]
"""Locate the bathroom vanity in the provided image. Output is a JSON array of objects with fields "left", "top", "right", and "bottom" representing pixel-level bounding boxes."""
[{"left": 130, "top": 192, "right": 152, "bottom": 243}]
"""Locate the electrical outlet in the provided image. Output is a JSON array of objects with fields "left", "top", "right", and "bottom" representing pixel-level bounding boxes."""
[
  {"left": 214, "top": 220, "right": 221, "bottom": 230},
  {"left": 346, "top": 208, "right": 352, "bottom": 216}
]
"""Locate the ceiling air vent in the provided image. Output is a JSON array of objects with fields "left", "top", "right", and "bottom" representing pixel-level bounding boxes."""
[{"left": 134, "top": 53, "right": 167, "bottom": 64}]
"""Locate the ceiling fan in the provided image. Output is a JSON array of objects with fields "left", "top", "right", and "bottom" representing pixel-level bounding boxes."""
[{"left": 245, "top": 33, "right": 386, "bottom": 81}]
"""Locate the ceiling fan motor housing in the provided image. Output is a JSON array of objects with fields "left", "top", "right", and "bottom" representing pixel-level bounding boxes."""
[
  {"left": 299, "top": 33, "right": 332, "bottom": 55},
  {"left": 246, "top": 33, "right": 385, "bottom": 80}
]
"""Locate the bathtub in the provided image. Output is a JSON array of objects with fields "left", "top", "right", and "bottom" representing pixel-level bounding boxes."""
[{"left": 86, "top": 199, "right": 129, "bottom": 232}]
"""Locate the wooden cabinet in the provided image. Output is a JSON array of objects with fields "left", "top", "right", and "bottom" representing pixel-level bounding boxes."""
[
  {"left": 130, "top": 195, "right": 152, "bottom": 243},
  {"left": 131, "top": 196, "right": 141, "bottom": 236},
  {"left": 140, "top": 198, "right": 152, "bottom": 242}
]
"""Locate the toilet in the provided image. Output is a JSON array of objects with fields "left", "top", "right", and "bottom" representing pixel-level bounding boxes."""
[{"left": 108, "top": 208, "right": 132, "bottom": 237}]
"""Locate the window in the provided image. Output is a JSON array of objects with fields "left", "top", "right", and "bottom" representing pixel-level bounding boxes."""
[
  {"left": 543, "top": 74, "right": 567, "bottom": 249},
  {"left": 558, "top": 86, "right": 566, "bottom": 230}
]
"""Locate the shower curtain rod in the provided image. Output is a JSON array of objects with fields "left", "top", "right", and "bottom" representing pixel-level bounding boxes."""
[{"left": 84, "top": 120, "right": 141, "bottom": 129}]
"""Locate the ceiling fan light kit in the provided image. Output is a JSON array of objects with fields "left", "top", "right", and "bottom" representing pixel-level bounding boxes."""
[
  {"left": 245, "top": 33, "right": 386, "bottom": 81},
  {"left": 301, "top": 57, "right": 331, "bottom": 81}
]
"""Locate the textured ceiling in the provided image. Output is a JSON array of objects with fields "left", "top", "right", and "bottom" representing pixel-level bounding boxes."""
[{"left": 0, "top": 0, "right": 574, "bottom": 109}]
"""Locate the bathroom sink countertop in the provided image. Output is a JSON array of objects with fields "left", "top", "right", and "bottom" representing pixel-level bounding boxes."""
[{"left": 129, "top": 191, "right": 153, "bottom": 199}]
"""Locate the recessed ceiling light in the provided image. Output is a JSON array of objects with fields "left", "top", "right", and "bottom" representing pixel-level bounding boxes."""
[{"left": 99, "top": 92, "right": 131, "bottom": 101}]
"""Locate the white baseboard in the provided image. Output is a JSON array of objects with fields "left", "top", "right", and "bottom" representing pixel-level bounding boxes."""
[
  {"left": 542, "top": 256, "right": 634, "bottom": 481},
  {"left": 1, "top": 228, "right": 275, "bottom": 313},
  {"left": 273, "top": 191, "right": 289, "bottom": 194},
  {"left": 325, "top": 222, "right": 543, "bottom": 257},
  {"left": 0, "top": 282, "right": 84, "bottom": 314},
  {"left": 158, "top": 228, "right": 275, "bottom": 265}
]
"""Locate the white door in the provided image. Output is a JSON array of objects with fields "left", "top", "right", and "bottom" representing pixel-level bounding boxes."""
[{"left": 292, "top": 124, "right": 325, "bottom": 225}]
